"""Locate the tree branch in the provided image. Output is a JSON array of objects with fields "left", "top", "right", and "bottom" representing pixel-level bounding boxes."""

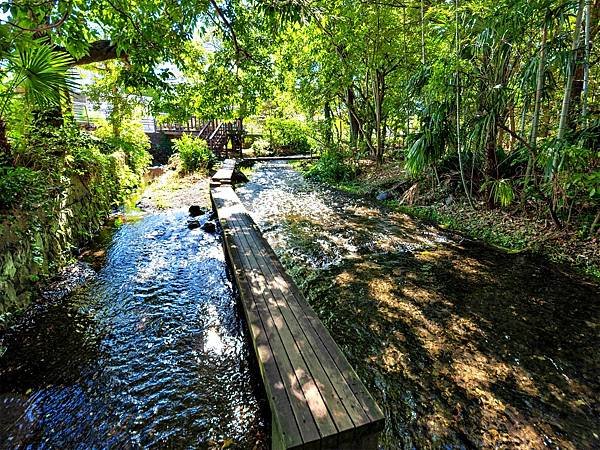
[
  {"left": 1, "top": 2, "right": 72, "bottom": 33},
  {"left": 57, "top": 40, "right": 123, "bottom": 66},
  {"left": 497, "top": 122, "right": 535, "bottom": 153},
  {"left": 209, "top": 0, "right": 252, "bottom": 62}
]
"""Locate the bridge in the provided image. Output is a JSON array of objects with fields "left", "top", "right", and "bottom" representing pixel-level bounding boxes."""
[
  {"left": 210, "top": 160, "right": 385, "bottom": 449},
  {"left": 154, "top": 117, "right": 244, "bottom": 158},
  {"left": 72, "top": 95, "right": 244, "bottom": 159}
]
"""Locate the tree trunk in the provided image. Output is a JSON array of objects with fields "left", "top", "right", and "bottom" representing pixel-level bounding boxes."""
[
  {"left": 485, "top": 118, "right": 499, "bottom": 209},
  {"left": 522, "top": 20, "right": 548, "bottom": 203},
  {"left": 553, "top": 0, "right": 585, "bottom": 213},
  {"left": 567, "top": 48, "right": 586, "bottom": 131},
  {"left": 373, "top": 69, "right": 385, "bottom": 164},
  {"left": 347, "top": 87, "right": 359, "bottom": 150},
  {"left": 420, "top": 0, "right": 426, "bottom": 65},
  {"left": 581, "top": 0, "right": 594, "bottom": 120},
  {"left": 0, "top": 119, "right": 11, "bottom": 162},
  {"left": 323, "top": 101, "right": 333, "bottom": 148},
  {"left": 557, "top": 0, "right": 585, "bottom": 143},
  {"left": 455, "top": 0, "right": 472, "bottom": 207}
]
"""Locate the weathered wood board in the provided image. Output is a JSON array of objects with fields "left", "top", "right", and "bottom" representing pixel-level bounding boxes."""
[{"left": 210, "top": 164, "right": 385, "bottom": 450}]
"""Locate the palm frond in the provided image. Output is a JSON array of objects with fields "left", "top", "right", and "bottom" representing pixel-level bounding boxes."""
[{"left": 8, "top": 43, "right": 77, "bottom": 108}]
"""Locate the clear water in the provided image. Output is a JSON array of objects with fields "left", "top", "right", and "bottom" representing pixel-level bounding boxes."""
[{"left": 0, "top": 209, "right": 268, "bottom": 449}]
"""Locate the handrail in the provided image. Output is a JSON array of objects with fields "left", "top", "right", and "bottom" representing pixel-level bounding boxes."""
[
  {"left": 197, "top": 121, "right": 211, "bottom": 138},
  {"left": 208, "top": 121, "right": 224, "bottom": 141}
]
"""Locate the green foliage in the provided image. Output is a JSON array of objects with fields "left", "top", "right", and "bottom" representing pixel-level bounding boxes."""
[
  {"left": 0, "top": 166, "right": 44, "bottom": 210},
  {"left": 172, "top": 134, "right": 215, "bottom": 172},
  {"left": 1, "top": 42, "right": 75, "bottom": 117},
  {"left": 2, "top": 120, "right": 149, "bottom": 213},
  {"left": 84, "top": 62, "right": 139, "bottom": 137},
  {"left": 405, "top": 100, "right": 454, "bottom": 175},
  {"left": 13, "top": 119, "right": 107, "bottom": 171},
  {"left": 149, "top": 40, "right": 273, "bottom": 122},
  {"left": 250, "top": 138, "right": 271, "bottom": 156},
  {"left": 481, "top": 179, "right": 515, "bottom": 207},
  {"left": 95, "top": 119, "right": 152, "bottom": 175},
  {"left": 265, "top": 118, "right": 313, "bottom": 154},
  {"left": 306, "top": 150, "right": 355, "bottom": 183}
]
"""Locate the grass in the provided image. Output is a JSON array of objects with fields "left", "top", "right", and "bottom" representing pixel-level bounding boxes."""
[
  {"left": 388, "top": 201, "right": 600, "bottom": 281},
  {"left": 392, "top": 203, "right": 530, "bottom": 252}
]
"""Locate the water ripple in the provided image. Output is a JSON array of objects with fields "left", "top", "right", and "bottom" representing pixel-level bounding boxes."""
[{"left": 0, "top": 208, "right": 267, "bottom": 449}]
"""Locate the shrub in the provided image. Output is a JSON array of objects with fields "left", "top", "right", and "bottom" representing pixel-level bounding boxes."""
[
  {"left": 3, "top": 120, "right": 148, "bottom": 212},
  {"left": 481, "top": 179, "right": 514, "bottom": 207},
  {"left": 94, "top": 119, "right": 152, "bottom": 176},
  {"left": 172, "top": 133, "right": 215, "bottom": 172},
  {"left": 265, "top": 118, "right": 313, "bottom": 154},
  {"left": 306, "top": 150, "right": 355, "bottom": 183},
  {"left": 250, "top": 138, "right": 271, "bottom": 156}
]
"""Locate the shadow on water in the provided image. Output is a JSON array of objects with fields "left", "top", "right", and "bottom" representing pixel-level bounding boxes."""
[
  {"left": 236, "top": 161, "right": 600, "bottom": 449},
  {"left": 0, "top": 208, "right": 268, "bottom": 449}
]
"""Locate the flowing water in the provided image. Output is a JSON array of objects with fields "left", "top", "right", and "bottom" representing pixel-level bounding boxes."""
[
  {"left": 1, "top": 162, "right": 598, "bottom": 449},
  {"left": 237, "top": 161, "right": 600, "bottom": 449},
  {"left": 0, "top": 209, "right": 268, "bottom": 449}
]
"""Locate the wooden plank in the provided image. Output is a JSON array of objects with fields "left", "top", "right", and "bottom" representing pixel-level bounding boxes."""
[
  {"left": 243, "top": 155, "right": 318, "bottom": 162},
  {"left": 228, "top": 212, "right": 345, "bottom": 444},
  {"left": 240, "top": 216, "right": 376, "bottom": 434},
  {"left": 211, "top": 159, "right": 236, "bottom": 184},
  {"left": 213, "top": 187, "right": 321, "bottom": 447},
  {"left": 220, "top": 225, "right": 305, "bottom": 449},
  {"left": 257, "top": 231, "right": 386, "bottom": 430},
  {"left": 232, "top": 214, "right": 361, "bottom": 436},
  {"left": 238, "top": 214, "right": 385, "bottom": 445},
  {"left": 211, "top": 182, "right": 385, "bottom": 449},
  {"left": 225, "top": 207, "right": 336, "bottom": 442}
]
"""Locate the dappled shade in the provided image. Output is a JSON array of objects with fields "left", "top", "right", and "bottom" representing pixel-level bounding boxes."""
[{"left": 237, "top": 161, "right": 600, "bottom": 449}]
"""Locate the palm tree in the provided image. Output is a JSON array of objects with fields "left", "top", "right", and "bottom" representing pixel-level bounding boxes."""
[{"left": 0, "top": 42, "right": 75, "bottom": 156}]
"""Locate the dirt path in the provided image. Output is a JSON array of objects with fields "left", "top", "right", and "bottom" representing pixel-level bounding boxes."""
[{"left": 137, "top": 169, "right": 211, "bottom": 211}]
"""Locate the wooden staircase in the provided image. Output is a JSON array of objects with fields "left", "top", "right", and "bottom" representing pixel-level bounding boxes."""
[{"left": 156, "top": 117, "right": 244, "bottom": 158}]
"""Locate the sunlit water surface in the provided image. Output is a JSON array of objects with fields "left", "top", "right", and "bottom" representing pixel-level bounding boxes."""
[{"left": 0, "top": 209, "right": 267, "bottom": 449}]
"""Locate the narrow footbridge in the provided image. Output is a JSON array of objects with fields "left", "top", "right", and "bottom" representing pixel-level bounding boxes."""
[
  {"left": 210, "top": 160, "right": 385, "bottom": 449},
  {"left": 242, "top": 155, "right": 319, "bottom": 163}
]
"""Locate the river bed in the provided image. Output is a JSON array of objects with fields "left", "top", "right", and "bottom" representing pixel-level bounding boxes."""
[
  {"left": 1, "top": 162, "right": 598, "bottom": 449},
  {"left": 237, "top": 161, "right": 600, "bottom": 449}
]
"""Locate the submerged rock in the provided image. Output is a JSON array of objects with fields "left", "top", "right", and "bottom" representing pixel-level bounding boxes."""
[
  {"left": 187, "top": 219, "right": 201, "bottom": 230},
  {"left": 376, "top": 191, "right": 393, "bottom": 201},
  {"left": 189, "top": 205, "right": 206, "bottom": 217},
  {"left": 232, "top": 170, "right": 249, "bottom": 183},
  {"left": 42, "top": 262, "right": 96, "bottom": 301},
  {"left": 201, "top": 221, "right": 217, "bottom": 233}
]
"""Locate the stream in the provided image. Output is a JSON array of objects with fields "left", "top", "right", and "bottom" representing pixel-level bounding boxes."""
[
  {"left": 1, "top": 161, "right": 598, "bottom": 449},
  {"left": 237, "top": 161, "right": 600, "bottom": 449},
  {"left": 0, "top": 209, "right": 267, "bottom": 449}
]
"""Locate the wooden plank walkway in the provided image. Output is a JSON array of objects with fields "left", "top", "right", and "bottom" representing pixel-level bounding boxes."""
[
  {"left": 243, "top": 155, "right": 318, "bottom": 162},
  {"left": 211, "top": 159, "right": 236, "bottom": 184},
  {"left": 242, "top": 155, "right": 320, "bottom": 162},
  {"left": 210, "top": 162, "right": 385, "bottom": 449}
]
